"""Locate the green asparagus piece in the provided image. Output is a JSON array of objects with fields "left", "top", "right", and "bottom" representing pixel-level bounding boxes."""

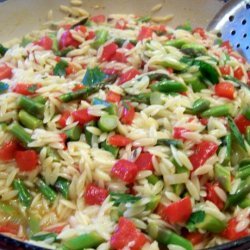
[
  {"left": 184, "top": 74, "right": 207, "bottom": 92},
  {"left": 146, "top": 195, "right": 161, "bottom": 211},
  {"left": 192, "top": 98, "right": 210, "bottom": 114},
  {"left": 160, "top": 57, "right": 188, "bottom": 71},
  {"left": 32, "top": 95, "right": 47, "bottom": 104},
  {"left": 236, "top": 165, "right": 250, "bottom": 180},
  {"left": 123, "top": 93, "right": 151, "bottom": 104},
  {"left": 239, "top": 197, "right": 250, "bottom": 208},
  {"left": 150, "top": 92, "right": 165, "bottom": 105},
  {"left": 136, "top": 16, "right": 151, "bottom": 23},
  {"left": 31, "top": 232, "right": 57, "bottom": 242},
  {"left": 18, "top": 96, "right": 45, "bottom": 117},
  {"left": 165, "top": 39, "right": 188, "bottom": 48},
  {"left": 156, "top": 138, "right": 183, "bottom": 149},
  {"left": 114, "top": 38, "right": 137, "bottom": 47},
  {"left": 147, "top": 174, "right": 161, "bottom": 185},
  {"left": 37, "top": 179, "right": 57, "bottom": 202},
  {"left": 65, "top": 125, "right": 82, "bottom": 141},
  {"left": 101, "top": 140, "right": 119, "bottom": 158},
  {"left": 151, "top": 80, "right": 187, "bottom": 93},
  {"left": 246, "top": 126, "right": 250, "bottom": 145},
  {"left": 181, "top": 43, "right": 206, "bottom": 57},
  {"left": 223, "top": 133, "right": 232, "bottom": 165},
  {"left": 28, "top": 214, "right": 41, "bottom": 236},
  {"left": 18, "top": 110, "right": 42, "bottom": 130},
  {"left": 243, "top": 107, "right": 250, "bottom": 120},
  {"left": 201, "top": 104, "right": 232, "bottom": 117},
  {"left": 53, "top": 60, "right": 68, "bottom": 77},
  {"left": 197, "top": 60, "right": 219, "bottom": 84},
  {"left": 54, "top": 177, "right": 70, "bottom": 199},
  {"left": 13, "top": 179, "right": 32, "bottom": 207},
  {"left": 8, "top": 122, "right": 32, "bottom": 146},
  {"left": 0, "top": 122, "right": 7, "bottom": 131},
  {"left": 98, "top": 114, "right": 118, "bottom": 132},
  {"left": 91, "top": 30, "right": 108, "bottom": 49},
  {"left": 239, "top": 158, "right": 250, "bottom": 168},
  {"left": 214, "top": 164, "right": 231, "bottom": 192}
]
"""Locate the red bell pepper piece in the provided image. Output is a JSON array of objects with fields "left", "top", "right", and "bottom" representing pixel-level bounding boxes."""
[
  {"left": 100, "top": 42, "right": 118, "bottom": 62},
  {"left": 65, "top": 64, "right": 78, "bottom": 75},
  {"left": 43, "top": 224, "right": 65, "bottom": 234},
  {"left": 138, "top": 26, "right": 153, "bottom": 41},
  {"left": 151, "top": 25, "right": 166, "bottom": 35},
  {"left": 234, "top": 66, "right": 244, "bottom": 80},
  {"left": 234, "top": 114, "right": 250, "bottom": 134},
  {"left": 108, "top": 134, "right": 132, "bottom": 147},
  {"left": 200, "top": 118, "right": 208, "bottom": 126},
  {"left": 221, "top": 218, "right": 249, "bottom": 241},
  {"left": 118, "top": 68, "right": 140, "bottom": 85},
  {"left": 72, "top": 108, "right": 98, "bottom": 125},
  {"left": 192, "top": 27, "right": 207, "bottom": 39},
  {"left": 84, "top": 183, "right": 109, "bottom": 205},
  {"left": 59, "top": 30, "right": 80, "bottom": 50},
  {"left": 0, "top": 64, "right": 12, "bottom": 80},
  {"left": 12, "top": 83, "right": 42, "bottom": 96},
  {"left": 111, "top": 159, "right": 138, "bottom": 183},
  {"left": 124, "top": 42, "right": 135, "bottom": 50},
  {"left": 106, "top": 90, "right": 121, "bottom": 103},
  {"left": 90, "top": 15, "right": 106, "bottom": 24},
  {"left": 221, "top": 41, "right": 233, "bottom": 53},
  {"left": 35, "top": 36, "right": 53, "bottom": 50},
  {"left": 15, "top": 150, "right": 38, "bottom": 172},
  {"left": 0, "top": 140, "right": 19, "bottom": 161},
  {"left": 86, "top": 31, "right": 95, "bottom": 40},
  {"left": 120, "top": 101, "right": 135, "bottom": 125},
  {"left": 173, "top": 127, "right": 191, "bottom": 140},
  {"left": 157, "top": 197, "right": 192, "bottom": 224},
  {"left": 74, "top": 25, "right": 87, "bottom": 34},
  {"left": 219, "top": 65, "right": 231, "bottom": 76},
  {"left": 115, "top": 19, "right": 128, "bottom": 30},
  {"left": 112, "top": 51, "right": 127, "bottom": 63},
  {"left": 58, "top": 111, "right": 71, "bottom": 128},
  {"left": 205, "top": 182, "right": 225, "bottom": 210},
  {"left": 135, "top": 152, "right": 154, "bottom": 171},
  {"left": 184, "top": 231, "right": 205, "bottom": 245},
  {"left": 214, "top": 82, "right": 235, "bottom": 100},
  {"left": 189, "top": 141, "right": 218, "bottom": 170},
  {"left": 111, "top": 217, "right": 148, "bottom": 250},
  {"left": 0, "top": 222, "right": 19, "bottom": 235},
  {"left": 72, "top": 84, "right": 84, "bottom": 91}
]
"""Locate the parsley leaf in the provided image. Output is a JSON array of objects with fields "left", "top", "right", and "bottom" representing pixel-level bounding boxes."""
[
  {"left": 82, "top": 67, "right": 107, "bottom": 87},
  {"left": 186, "top": 210, "right": 205, "bottom": 232},
  {"left": 0, "top": 44, "right": 8, "bottom": 57},
  {"left": 110, "top": 192, "right": 141, "bottom": 206},
  {"left": 53, "top": 60, "right": 68, "bottom": 77}
]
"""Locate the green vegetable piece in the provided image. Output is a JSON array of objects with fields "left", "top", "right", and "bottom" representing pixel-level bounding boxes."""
[
  {"left": 165, "top": 39, "right": 188, "bottom": 48},
  {"left": 48, "top": 33, "right": 59, "bottom": 52},
  {"left": 106, "top": 103, "right": 118, "bottom": 115},
  {"left": 214, "top": 164, "right": 231, "bottom": 192},
  {"left": 82, "top": 66, "right": 106, "bottom": 87},
  {"left": 0, "top": 123, "right": 7, "bottom": 131},
  {"left": 222, "top": 133, "right": 232, "bottom": 165},
  {"left": 65, "top": 125, "right": 82, "bottom": 141},
  {"left": 71, "top": 17, "right": 88, "bottom": 29},
  {"left": 8, "top": 122, "right": 32, "bottom": 146},
  {"left": 0, "top": 82, "right": 9, "bottom": 93},
  {"left": 54, "top": 177, "right": 70, "bottom": 199},
  {"left": 91, "top": 30, "right": 108, "bottom": 49},
  {"left": 239, "top": 197, "right": 250, "bottom": 208},
  {"left": 13, "top": 179, "right": 32, "bottom": 207},
  {"left": 151, "top": 80, "right": 187, "bottom": 93},
  {"left": 110, "top": 207, "right": 120, "bottom": 222},
  {"left": 192, "top": 98, "right": 210, "bottom": 114},
  {"left": 197, "top": 60, "right": 219, "bottom": 84},
  {"left": 231, "top": 143, "right": 248, "bottom": 166},
  {"left": 182, "top": 73, "right": 207, "bottom": 92},
  {"left": 37, "top": 179, "right": 57, "bottom": 203},
  {"left": 226, "top": 177, "right": 250, "bottom": 208},
  {"left": 53, "top": 60, "right": 68, "bottom": 77},
  {"left": 150, "top": 92, "right": 165, "bottom": 105},
  {"left": 98, "top": 114, "right": 118, "bottom": 132},
  {"left": 236, "top": 165, "right": 250, "bottom": 180},
  {"left": 46, "top": 147, "right": 61, "bottom": 161},
  {"left": 31, "top": 232, "right": 57, "bottom": 242},
  {"left": 146, "top": 195, "right": 161, "bottom": 211},
  {"left": 63, "top": 232, "right": 104, "bottom": 250},
  {"left": 0, "top": 44, "right": 8, "bottom": 56},
  {"left": 156, "top": 138, "right": 183, "bottom": 149},
  {"left": 176, "top": 21, "right": 192, "bottom": 31},
  {"left": 181, "top": 43, "right": 206, "bottom": 57},
  {"left": 239, "top": 158, "right": 250, "bottom": 168},
  {"left": 201, "top": 104, "right": 232, "bottom": 118},
  {"left": 123, "top": 93, "right": 151, "bottom": 104},
  {"left": 173, "top": 184, "right": 185, "bottom": 196},
  {"left": 18, "top": 96, "right": 45, "bottom": 117},
  {"left": 243, "top": 107, "right": 250, "bottom": 120},
  {"left": 147, "top": 174, "right": 161, "bottom": 185},
  {"left": 246, "top": 126, "right": 250, "bottom": 145},
  {"left": 160, "top": 57, "right": 188, "bottom": 71},
  {"left": 110, "top": 192, "right": 141, "bottom": 206},
  {"left": 136, "top": 16, "right": 151, "bottom": 23},
  {"left": 196, "top": 213, "right": 226, "bottom": 233},
  {"left": 18, "top": 110, "right": 42, "bottom": 130},
  {"left": 32, "top": 95, "right": 47, "bottom": 104},
  {"left": 114, "top": 38, "right": 137, "bottom": 47},
  {"left": 20, "top": 37, "right": 32, "bottom": 47},
  {"left": 101, "top": 140, "right": 119, "bottom": 158},
  {"left": 228, "top": 116, "right": 246, "bottom": 151},
  {"left": 28, "top": 214, "right": 41, "bottom": 236},
  {"left": 187, "top": 211, "right": 206, "bottom": 232}
]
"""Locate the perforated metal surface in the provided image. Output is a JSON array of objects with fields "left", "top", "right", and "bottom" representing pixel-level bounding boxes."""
[{"left": 208, "top": 0, "right": 250, "bottom": 62}]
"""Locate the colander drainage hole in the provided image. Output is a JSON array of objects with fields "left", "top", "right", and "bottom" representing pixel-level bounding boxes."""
[
  {"left": 242, "top": 19, "right": 247, "bottom": 25},
  {"left": 243, "top": 33, "right": 247, "bottom": 38},
  {"left": 231, "top": 30, "right": 236, "bottom": 35},
  {"left": 246, "top": 46, "right": 249, "bottom": 50},
  {"left": 246, "top": 3, "right": 250, "bottom": 9},
  {"left": 236, "top": 44, "right": 240, "bottom": 48},
  {"left": 229, "top": 15, "right": 234, "bottom": 22}
]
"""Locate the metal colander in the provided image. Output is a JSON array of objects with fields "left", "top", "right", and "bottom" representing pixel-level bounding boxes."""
[{"left": 208, "top": 0, "right": 250, "bottom": 61}]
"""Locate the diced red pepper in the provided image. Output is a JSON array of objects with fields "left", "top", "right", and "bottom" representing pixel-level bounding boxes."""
[
  {"left": 173, "top": 127, "right": 191, "bottom": 141},
  {"left": 58, "top": 111, "right": 71, "bottom": 128},
  {"left": 103, "top": 67, "right": 120, "bottom": 75},
  {"left": 111, "top": 159, "right": 138, "bottom": 183},
  {"left": 234, "top": 66, "right": 244, "bottom": 80},
  {"left": 108, "top": 134, "right": 132, "bottom": 147},
  {"left": 205, "top": 182, "right": 225, "bottom": 210},
  {"left": 72, "top": 84, "right": 85, "bottom": 91},
  {"left": 200, "top": 118, "right": 208, "bottom": 126},
  {"left": 86, "top": 31, "right": 95, "bottom": 40},
  {"left": 43, "top": 224, "right": 65, "bottom": 234},
  {"left": 15, "top": 150, "right": 38, "bottom": 172},
  {"left": 234, "top": 114, "right": 250, "bottom": 134},
  {"left": 59, "top": 30, "right": 80, "bottom": 50},
  {"left": 124, "top": 42, "right": 135, "bottom": 50},
  {"left": 65, "top": 64, "right": 78, "bottom": 75},
  {"left": 189, "top": 141, "right": 218, "bottom": 170},
  {"left": 221, "top": 218, "right": 249, "bottom": 241},
  {"left": 247, "top": 71, "right": 250, "bottom": 86},
  {"left": 112, "top": 51, "right": 127, "bottom": 63},
  {"left": 61, "top": 24, "right": 71, "bottom": 30},
  {"left": 118, "top": 68, "right": 140, "bottom": 85},
  {"left": 74, "top": 25, "right": 87, "bottom": 34},
  {"left": 106, "top": 91, "right": 121, "bottom": 103},
  {"left": 115, "top": 19, "right": 128, "bottom": 30},
  {"left": 151, "top": 25, "right": 166, "bottom": 35},
  {"left": 0, "top": 222, "right": 19, "bottom": 235},
  {"left": 72, "top": 108, "right": 98, "bottom": 125},
  {"left": 90, "top": 15, "right": 106, "bottom": 24},
  {"left": 219, "top": 65, "right": 231, "bottom": 76},
  {"left": 84, "top": 183, "right": 109, "bottom": 205},
  {"left": 35, "top": 36, "right": 53, "bottom": 50},
  {"left": 135, "top": 152, "right": 154, "bottom": 171},
  {"left": 214, "top": 82, "right": 235, "bottom": 100},
  {"left": 192, "top": 27, "right": 207, "bottom": 39},
  {"left": 111, "top": 217, "right": 148, "bottom": 250},
  {"left": 0, "top": 140, "right": 19, "bottom": 161},
  {"left": 120, "top": 101, "right": 135, "bottom": 125},
  {"left": 12, "top": 83, "right": 42, "bottom": 96},
  {"left": 0, "top": 64, "right": 12, "bottom": 80},
  {"left": 221, "top": 41, "right": 233, "bottom": 53},
  {"left": 137, "top": 26, "right": 153, "bottom": 41},
  {"left": 184, "top": 231, "right": 205, "bottom": 245},
  {"left": 100, "top": 42, "right": 118, "bottom": 62},
  {"left": 157, "top": 197, "right": 192, "bottom": 224}
]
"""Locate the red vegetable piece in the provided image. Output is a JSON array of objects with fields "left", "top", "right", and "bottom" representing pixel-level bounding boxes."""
[
  {"left": 15, "top": 150, "right": 38, "bottom": 172},
  {"left": 118, "top": 68, "right": 140, "bottom": 85},
  {"left": 110, "top": 217, "right": 148, "bottom": 250},
  {"left": 12, "top": 83, "right": 41, "bottom": 96},
  {"left": 200, "top": 118, "right": 208, "bottom": 126},
  {"left": 173, "top": 127, "right": 191, "bottom": 141},
  {"left": 86, "top": 31, "right": 95, "bottom": 40},
  {"left": 106, "top": 91, "right": 121, "bottom": 103},
  {"left": 90, "top": 15, "right": 106, "bottom": 24},
  {"left": 58, "top": 111, "right": 71, "bottom": 128},
  {"left": 108, "top": 135, "right": 132, "bottom": 147},
  {"left": 184, "top": 231, "right": 205, "bottom": 245},
  {"left": 135, "top": 152, "right": 154, "bottom": 171},
  {"left": 234, "top": 114, "right": 250, "bottom": 134},
  {"left": 151, "top": 25, "right": 166, "bottom": 35},
  {"left": 234, "top": 66, "right": 244, "bottom": 80},
  {"left": 230, "top": 53, "right": 246, "bottom": 64},
  {"left": 0, "top": 222, "right": 19, "bottom": 235},
  {"left": 72, "top": 108, "right": 98, "bottom": 125},
  {"left": 157, "top": 197, "right": 192, "bottom": 224},
  {"left": 124, "top": 42, "right": 135, "bottom": 50},
  {"left": 111, "top": 159, "right": 138, "bottom": 183},
  {"left": 189, "top": 141, "right": 218, "bottom": 170},
  {"left": 221, "top": 218, "right": 249, "bottom": 241},
  {"left": 137, "top": 26, "right": 153, "bottom": 41},
  {"left": 192, "top": 27, "right": 207, "bottom": 39},
  {"left": 84, "top": 183, "right": 109, "bottom": 205},
  {"left": 74, "top": 25, "right": 87, "bottom": 34},
  {"left": 214, "top": 82, "right": 235, "bottom": 100},
  {"left": 36, "top": 36, "right": 53, "bottom": 50},
  {"left": 0, "top": 64, "right": 12, "bottom": 80},
  {"left": 0, "top": 140, "right": 19, "bottom": 161},
  {"left": 72, "top": 84, "right": 85, "bottom": 91},
  {"left": 59, "top": 30, "right": 80, "bottom": 50},
  {"left": 115, "top": 19, "right": 128, "bottom": 30},
  {"left": 219, "top": 65, "right": 231, "bottom": 76},
  {"left": 120, "top": 101, "right": 135, "bottom": 125},
  {"left": 112, "top": 51, "right": 127, "bottom": 63},
  {"left": 100, "top": 42, "right": 118, "bottom": 62},
  {"left": 205, "top": 182, "right": 225, "bottom": 210},
  {"left": 221, "top": 41, "right": 233, "bottom": 53}
]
